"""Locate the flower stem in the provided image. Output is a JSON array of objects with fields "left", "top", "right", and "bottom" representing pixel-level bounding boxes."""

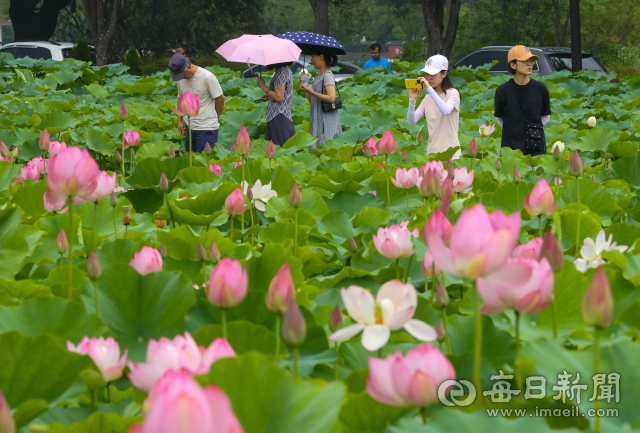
[
  {"left": 497, "top": 168, "right": 501, "bottom": 186},
  {"left": 395, "top": 258, "right": 400, "bottom": 280},
  {"left": 222, "top": 309, "right": 228, "bottom": 340},
  {"left": 403, "top": 256, "right": 413, "bottom": 284},
  {"left": 230, "top": 216, "right": 234, "bottom": 241},
  {"left": 385, "top": 155, "right": 390, "bottom": 214},
  {"left": 165, "top": 192, "right": 176, "bottom": 229},
  {"left": 106, "top": 383, "right": 111, "bottom": 403},
  {"left": 241, "top": 163, "right": 245, "bottom": 230},
  {"left": 555, "top": 160, "right": 560, "bottom": 198},
  {"left": 93, "top": 202, "right": 99, "bottom": 251},
  {"left": 515, "top": 311, "right": 522, "bottom": 393},
  {"left": 112, "top": 208, "right": 118, "bottom": 239},
  {"left": 275, "top": 314, "right": 281, "bottom": 358},
  {"left": 516, "top": 183, "right": 520, "bottom": 211},
  {"left": 473, "top": 282, "right": 483, "bottom": 405},
  {"left": 294, "top": 348, "right": 300, "bottom": 380},
  {"left": 442, "top": 308, "right": 451, "bottom": 355},
  {"left": 334, "top": 342, "right": 340, "bottom": 381},
  {"left": 594, "top": 328, "right": 601, "bottom": 433},
  {"left": 420, "top": 406, "right": 428, "bottom": 424},
  {"left": 294, "top": 207, "right": 299, "bottom": 258},
  {"left": 188, "top": 116, "right": 193, "bottom": 167},
  {"left": 378, "top": 348, "right": 383, "bottom": 358},
  {"left": 422, "top": 197, "right": 427, "bottom": 221},
  {"left": 93, "top": 279, "right": 100, "bottom": 318},
  {"left": 576, "top": 178, "right": 581, "bottom": 253},
  {"left": 121, "top": 122, "right": 125, "bottom": 180},
  {"left": 538, "top": 215, "right": 543, "bottom": 239},
  {"left": 67, "top": 199, "right": 74, "bottom": 301},
  {"left": 406, "top": 189, "right": 409, "bottom": 219}
]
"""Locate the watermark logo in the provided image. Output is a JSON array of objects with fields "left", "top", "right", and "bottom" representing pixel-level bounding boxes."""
[{"left": 438, "top": 379, "right": 476, "bottom": 407}]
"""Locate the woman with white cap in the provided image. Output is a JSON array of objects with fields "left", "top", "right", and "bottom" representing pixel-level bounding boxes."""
[{"left": 406, "top": 54, "right": 461, "bottom": 159}]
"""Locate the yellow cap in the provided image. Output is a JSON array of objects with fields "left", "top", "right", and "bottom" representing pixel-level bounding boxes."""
[{"left": 508, "top": 45, "right": 540, "bottom": 63}]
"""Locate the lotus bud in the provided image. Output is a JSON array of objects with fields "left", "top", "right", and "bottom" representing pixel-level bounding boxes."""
[
  {"left": 110, "top": 192, "right": 117, "bottom": 208},
  {"left": 0, "top": 141, "right": 8, "bottom": 158},
  {"left": 587, "top": 116, "right": 597, "bottom": 128},
  {"left": 246, "top": 184, "right": 254, "bottom": 201},
  {"left": 328, "top": 304, "right": 343, "bottom": 333},
  {"left": 495, "top": 158, "right": 502, "bottom": 170},
  {"left": 552, "top": 145, "right": 561, "bottom": 161},
  {"left": 122, "top": 206, "right": 132, "bottom": 226},
  {"left": 539, "top": 230, "right": 564, "bottom": 272},
  {"left": 130, "top": 148, "right": 135, "bottom": 156},
  {"left": 115, "top": 149, "right": 122, "bottom": 163},
  {"left": 591, "top": 176, "right": 596, "bottom": 182},
  {"left": 569, "top": 151, "right": 585, "bottom": 177},
  {"left": 282, "top": 299, "right": 307, "bottom": 347},
  {"left": 435, "top": 281, "right": 449, "bottom": 307},
  {"left": 87, "top": 251, "right": 102, "bottom": 280},
  {"left": 290, "top": 182, "right": 302, "bottom": 208},
  {"left": 194, "top": 243, "right": 206, "bottom": 262},
  {"left": 436, "top": 319, "right": 446, "bottom": 343},
  {"left": 513, "top": 166, "right": 520, "bottom": 184},
  {"left": 168, "top": 146, "right": 175, "bottom": 158},
  {"left": 363, "top": 145, "right": 372, "bottom": 158},
  {"left": 266, "top": 140, "right": 276, "bottom": 159},
  {"left": 159, "top": 244, "right": 167, "bottom": 258},
  {"left": 203, "top": 143, "right": 212, "bottom": 155},
  {"left": 0, "top": 389, "right": 15, "bottom": 433},
  {"left": 438, "top": 196, "right": 450, "bottom": 216},
  {"left": 439, "top": 176, "right": 453, "bottom": 202},
  {"left": 56, "top": 229, "right": 69, "bottom": 255},
  {"left": 159, "top": 172, "right": 168, "bottom": 192},
  {"left": 468, "top": 138, "right": 477, "bottom": 158},
  {"left": 401, "top": 150, "right": 407, "bottom": 161},
  {"left": 499, "top": 149, "right": 503, "bottom": 157},
  {"left": 349, "top": 237, "right": 357, "bottom": 253},
  {"left": 356, "top": 136, "right": 361, "bottom": 143},
  {"left": 417, "top": 132, "right": 423, "bottom": 142},
  {"left": 209, "top": 241, "right": 220, "bottom": 264},
  {"left": 118, "top": 102, "right": 128, "bottom": 121},
  {"left": 447, "top": 158, "right": 454, "bottom": 179},
  {"left": 39, "top": 129, "right": 50, "bottom": 152},
  {"left": 11, "top": 147, "right": 18, "bottom": 158},
  {"left": 582, "top": 267, "right": 613, "bottom": 329},
  {"left": 179, "top": 151, "right": 183, "bottom": 157}
]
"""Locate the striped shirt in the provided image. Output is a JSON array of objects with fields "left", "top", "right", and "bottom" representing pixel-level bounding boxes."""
[{"left": 266, "top": 66, "right": 293, "bottom": 123}]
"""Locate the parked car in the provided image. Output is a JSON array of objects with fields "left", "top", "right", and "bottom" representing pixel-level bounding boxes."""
[
  {"left": 0, "top": 41, "right": 97, "bottom": 64},
  {"left": 453, "top": 46, "right": 608, "bottom": 76},
  {"left": 241, "top": 59, "right": 362, "bottom": 82}
]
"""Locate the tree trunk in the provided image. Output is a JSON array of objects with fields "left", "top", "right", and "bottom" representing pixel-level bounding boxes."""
[
  {"left": 82, "top": 0, "right": 121, "bottom": 65},
  {"left": 569, "top": 0, "right": 582, "bottom": 72},
  {"left": 420, "top": 0, "right": 461, "bottom": 58},
  {"left": 552, "top": 0, "right": 570, "bottom": 47},
  {"left": 9, "top": 0, "right": 73, "bottom": 41},
  {"left": 308, "top": 0, "right": 330, "bottom": 35}
]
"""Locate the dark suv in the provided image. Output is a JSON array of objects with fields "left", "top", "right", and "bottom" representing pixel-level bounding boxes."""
[{"left": 453, "top": 46, "right": 608, "bottom": 76}]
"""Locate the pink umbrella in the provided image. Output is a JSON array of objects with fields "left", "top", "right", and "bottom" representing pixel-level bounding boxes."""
[{"left": 216, "top": 34, "right": 302, "bottom": 66}]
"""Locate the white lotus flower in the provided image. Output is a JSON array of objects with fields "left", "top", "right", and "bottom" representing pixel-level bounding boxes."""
[
  {"left": 329, "top": 280, "right": 437, "bottom": 352},
  {"left": 574, "top": 230, "right": 628, "bottom": 273},
  {"left": 587, "top": 116, "right": 597, "bottom": 127},
  {"left": 552, "top": 141, "right": 565, "bottom": 153},
  {"left": 241, "top": 180, "right": 277, "bottom": 212}
]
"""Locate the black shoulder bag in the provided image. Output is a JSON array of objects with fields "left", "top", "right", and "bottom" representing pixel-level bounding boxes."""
[
  {"left": 321, "top": 72, "right": 343, "bottom": 112},
  {"left": 512, "top": 87, "right": 545, "bottom": 153}
]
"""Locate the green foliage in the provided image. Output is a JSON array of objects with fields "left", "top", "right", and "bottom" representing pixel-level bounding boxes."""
[
  {"left": 397, "top": 39, "right": 428, "bottom": 63},
  {"left": 124, "top": 46, "right": 144, "bottom": 76},
  {"left": 69, "top": 38, "right": 93, "bottom": 64}
]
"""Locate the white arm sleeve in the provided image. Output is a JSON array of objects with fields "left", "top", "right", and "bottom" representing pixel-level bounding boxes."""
[
  {"left": 407, "top": 98, "right": 425, "bottom": 126},
  {"left": 426, "top": 87, "right": 455, "bottom": 115},
  {"left": 496, "top": 117, "right": 504, "bottom": 128},
  {"left": 541, "top": 115, "right": 550, "bottom": 125}
]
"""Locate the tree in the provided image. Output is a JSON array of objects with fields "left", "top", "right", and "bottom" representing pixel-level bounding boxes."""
[
  {"left": 124, "top": 45, "right": 143, "bottom": 75},
  {"left": 9, "top": 0, "right": 73, "bottom": 41},
  {"left": 307, "top": 0, "right": 329, "bottom": 35},
  {"left": 82, "top": 0, "right": 121, "bottom": 65},
  {"left": 570, "top": 0, "right": 582, "bottom": 72},
  {"left": 551, "top": 0, "right": 570, "bottom": 47},
  {"left": 69, "top": 37, "right": 92, "bottom": 62},
  {"left": 420, "top": 0, "right": 461, "bottom": 57}
]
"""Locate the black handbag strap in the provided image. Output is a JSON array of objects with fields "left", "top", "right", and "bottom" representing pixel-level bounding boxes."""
[{"left": 321, "top": 71, "right": 341, "bottom": 98}]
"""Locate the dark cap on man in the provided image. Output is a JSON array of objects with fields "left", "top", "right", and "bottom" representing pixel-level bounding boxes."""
[{"left": 168, "top": 54, "right": 190, "bottom": 81}]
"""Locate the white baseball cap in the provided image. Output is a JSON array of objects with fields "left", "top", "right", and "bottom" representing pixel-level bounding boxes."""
[{"left": 420, "top": 55, "right": 449, "bottom": 75}]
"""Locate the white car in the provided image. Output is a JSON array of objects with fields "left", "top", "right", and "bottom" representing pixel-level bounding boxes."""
[{"left": 0, "top": 41, "right": 96, "bottom": 63}]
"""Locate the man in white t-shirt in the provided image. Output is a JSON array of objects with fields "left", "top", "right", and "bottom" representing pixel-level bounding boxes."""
[{"left": 168, "top": 54, "right": 226, "bottom": 152}]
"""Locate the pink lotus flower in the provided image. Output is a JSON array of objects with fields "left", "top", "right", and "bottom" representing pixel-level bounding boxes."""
[
  {"left": 232, "top": 161, "right": 243, "bottom": 170},
  {"left": 468, "top": 138, "right": 478, "bottom": 157},
  {"left": 208, "top": 164, "right": 222, "bottom": 176},
  {"left": 367, "top": 344, "right": 455, "bottom": 407},
  {"left": 39, "top": 129, "right": 50, "bottom": 151},
  {"left": 524, "top": 178, "right": 558, "bottom": 217},
  {"left": 124, "top": 131, "right": 141, "bottom": 149},
  {"left": 49, "top": 140, "right": 67, "bottom": 156},
  {"left": 47, "top": 147, "right": 100, "bottom": 199},
  {"left": 223, "top": 188, "right": 248, "bottom": 217},
  {"left": 234, "top": 126, "right": 251, "bottom": 156},
  {"left": 419, "top": 161, "right": 444, "bottom": 178},
  {"left": 425, "top": 204, "right": 521, "bottom": 280},
  {"left": 266, "top": 140, "right": 276, "bottom": 159},
  {"left": 0, "top": 389, "right": 15, "bottom": 433},
  {"left": 74, "top": 171, "right": 116, "bottom": 204},
  {"left": 128, "top": 333, "right": 236, "bottom": 392},
  {"left": 479, "top": 124, "right": 496, "bottom": 137},
  {"left": 28, "top": 157, "right": 45, "bottom": 173},
  {"left": 67, "top": 336, "right": 128, "bottom": 382},
  {"left": 0, "top": 156, "right": 9, "bottom": 162},
  {"left": 582, "top": 266, "right": 613, "bottom": 329},
  {"left": 206, "top": 258, "right": 248, "bottom": 308},
  {"left": 390, "top": 167, "right": 419, "bottom": 189},
  {"left": 439, "top": 176, "right": 453, "bottom": 202},
  {"left": 376, "top": 130, "right": 398, "bottom": 155},
  {"left": 44, "top": 189, "right": 69, "bottom": 213},
  {"left": 369, "top": 190, "right": 377, "bottom": 196},
  {"left": 477, "top": 257, "right": 554, "bottom": 315},
  {"left": 512, "top": 237, "right": 543, "bottom": 260},
  {"left": 173, "top": 91, "right": 201, "bottom": 117},
  {"left": 553, "top": 176, "right": 562, "bottom": 185},
  {"left": 129, "top": 370, "right": 242, "bottom": 433},
  {"left": 130, "top": 246, "right": 163, "bottom": 275},
  {"left": 373, "top": 221, "right": 419, "bottom": 260},
  {"left": 118, "top": 101, "right": 129, "bottom": 120},
  {"left": 451, "top": 167, "right": 474, "bottom": 193},
  {"left": 421, "top": 251, "right": 441, "bottom": 277},
  {"left": 417, "top": 167, "right": 442, "bottom": 198},
  {"left": 329, "top": 281, "right": 437, "bottom": 351},
  {"left": 422, "top": 210, "right": 453, "bottom": 246},
  {"left": 15, "top": 164, "right": 40, "bottom": 183},
  {"left": 265, "top": 263, "right": 296, "bottom": 314},
  {"left": 363, "top": 138, "right": 378, "bottom": 156}
]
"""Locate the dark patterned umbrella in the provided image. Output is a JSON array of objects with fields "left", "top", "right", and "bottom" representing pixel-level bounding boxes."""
[{"left": 276, "top": 31, "right": 346, "bottom": 56}]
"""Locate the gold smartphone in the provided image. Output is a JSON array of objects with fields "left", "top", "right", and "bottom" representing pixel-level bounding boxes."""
[{"left": 405, "top": 79, "right": 424, "bottom": 90}]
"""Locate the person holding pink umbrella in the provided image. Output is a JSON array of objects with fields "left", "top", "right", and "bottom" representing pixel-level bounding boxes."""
[
  {"left": 256, "top": 62, "right": 295, "bottom": 146},
  {"left": 168, "top": 53, "right": 226, "bottom": 153}
]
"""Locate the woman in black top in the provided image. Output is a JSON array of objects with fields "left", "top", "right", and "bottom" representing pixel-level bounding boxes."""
[{"left": 494, "top": 45, "right": 551, "bottom": 157}]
